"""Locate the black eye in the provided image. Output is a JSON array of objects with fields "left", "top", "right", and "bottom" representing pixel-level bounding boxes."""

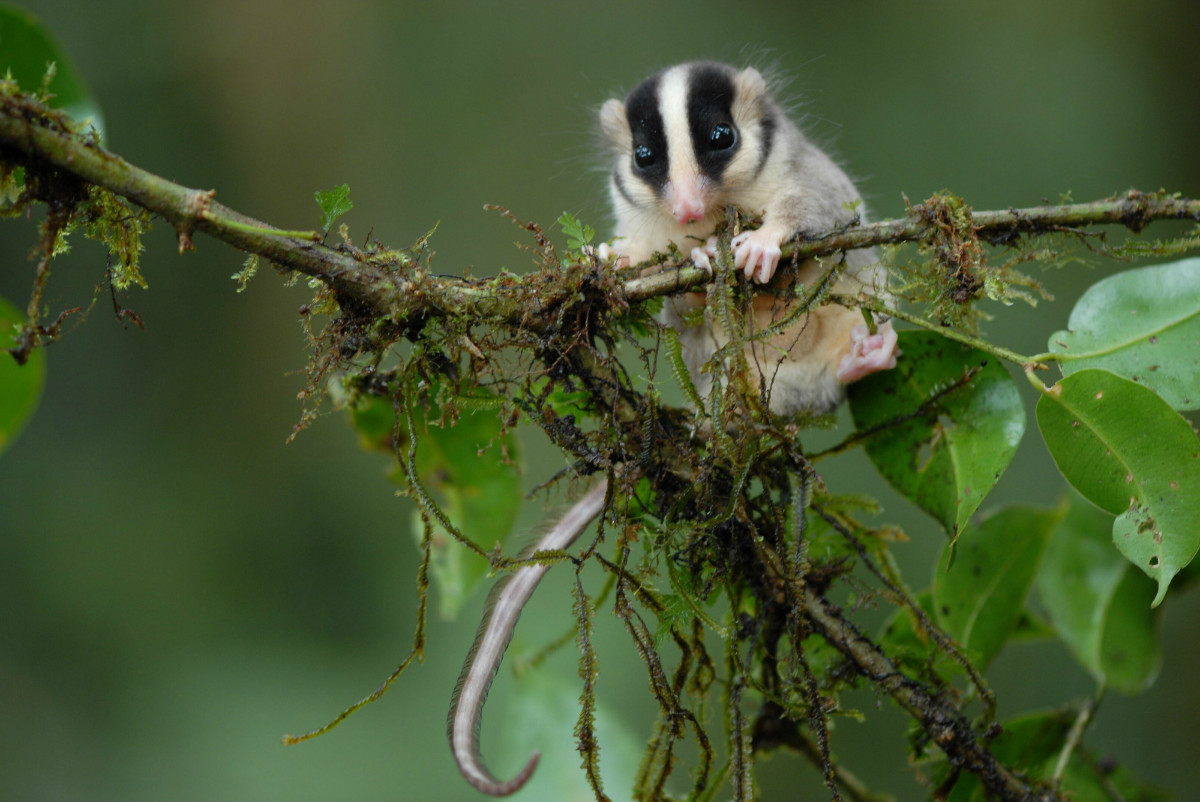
[
  {"left": 710, "top": 123, "right": 736, "bottom": 150},
  {"left": 634, "top": 144, "right": 655, "bottom": 168}
]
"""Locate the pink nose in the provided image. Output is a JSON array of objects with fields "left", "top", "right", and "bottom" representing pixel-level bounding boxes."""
[{"left": 674, "top": 201, "right": 705, "bottom": 224}]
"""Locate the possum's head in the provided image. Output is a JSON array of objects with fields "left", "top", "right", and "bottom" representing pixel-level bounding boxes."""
[{"left": 600, "top": 62, "right": 776, "bottom": 228}]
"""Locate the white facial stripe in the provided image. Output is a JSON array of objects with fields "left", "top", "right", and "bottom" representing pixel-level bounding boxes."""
[{"left": 658, "top": 66, "right": 699, "bottom": 181}]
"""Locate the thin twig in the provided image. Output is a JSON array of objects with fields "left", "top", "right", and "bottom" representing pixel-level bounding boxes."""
[
  {"left": 803, "top": 593, "right": 1053, "bottom": 802},
  {"left": 1052, "top": 686, "right": 1105, "bottom": 783}
]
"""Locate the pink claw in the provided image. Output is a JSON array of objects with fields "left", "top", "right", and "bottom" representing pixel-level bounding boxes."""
[{"left": 731, "top": 229, "right": 783, "bottom": 284}]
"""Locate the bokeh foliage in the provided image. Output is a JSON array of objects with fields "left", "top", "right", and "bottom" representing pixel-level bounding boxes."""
[{"left": 2, "top": 4, "right": 1200, "bottom": 802}]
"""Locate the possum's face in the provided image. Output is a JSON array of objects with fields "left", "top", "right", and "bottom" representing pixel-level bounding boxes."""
[{"left": 600, "top": 62, "right": 774, "bottom": 229}]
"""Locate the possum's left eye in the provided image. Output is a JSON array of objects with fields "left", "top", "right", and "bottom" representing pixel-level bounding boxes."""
[{"left": 709, "top": 123, "right": 736, "bottom": 150}]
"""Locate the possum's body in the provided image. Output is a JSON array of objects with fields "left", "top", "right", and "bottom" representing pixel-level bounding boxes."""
[{"left": 599, "top": 61, "right": 896, "bottom": 413}]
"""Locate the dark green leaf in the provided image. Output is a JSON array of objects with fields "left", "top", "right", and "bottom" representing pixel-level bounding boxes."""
[
  {"left": 1089, "top": 759, "right": 1174, "bottom": 802},
  {"left": 1037, "top": 491, "right": 1162, "bottom": 694},
  {"left": 1008, "top": 609, "right": 1056, "bottom": 643},
  {"left": 1036, "top": 369, "right": 1200, "bottom": 605},
  {"left": 979, "top": 709, "right": 1073, "bottom": 768},
  {"left": 848, "top": 331, "right": 1025, "bottom": 541},
  {"left": 0, "top": 5, "right": 104, "bottom": 136},
  {"left": 937, "top": 709, "right": 1073, "bottom": 801},
  {"left": 1057, "top": 749, "right": 1174, "bottom": 802},
  {"left": 1050, "top": 258, "right": 1200, "bottom": 410},
  {"left": 937, "top": 707, "right": 1172, "bottom": 802},
  {"left": 315, "top": 183, "right": 353, "bottom": 232},
  {"left": 879, "top": 591, "right": 938, "bottom": 667},
  {"left": 0, "top": 294, "right": 44, "bottom": 456},
  {"left": 933, "top": 504, "right": 1062, "bottom": 670}
]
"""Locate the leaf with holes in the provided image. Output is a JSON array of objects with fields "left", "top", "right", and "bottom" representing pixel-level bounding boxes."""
[
  {"left": 933, "top": 504, "right": 1062, "bottom": 670},
  {"left": 1049, "top": 258, "right": 1200, "bottom": 410},
  {"left": 848, "top": 331, "right": 1025, "bottom": 542},
  {"left": 1036, "top": 368, "right": 1200, "bottom": 606}
]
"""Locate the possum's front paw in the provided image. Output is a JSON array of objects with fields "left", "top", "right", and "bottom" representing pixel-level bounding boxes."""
[
  {"left": 837, "top": 320, "right": 899, "bottom": 383},
  {"left": 732, "top": 227, "right": 784, "bottom": 284},
  {"left": 595, "top": 242, "right": 630, "bottom": 269},
  {"left": 689, "top": 236, "right": 718, "bottom": 275}
]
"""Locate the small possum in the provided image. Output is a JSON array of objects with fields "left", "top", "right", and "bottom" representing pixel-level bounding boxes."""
[
  {"left": 600, "top": 60, "right": 897, "bottom": 413},
  {"left": 448, "top": 62, "right": 897, "bottom": 797}
]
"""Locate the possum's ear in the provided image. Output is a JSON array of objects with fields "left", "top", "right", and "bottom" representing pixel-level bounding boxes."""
[
  {"left": 599, "top": 99, "right": 630, "bottom": 149},
  {"left": 732, "top": 67, "right": 768, "bottom": 122}
]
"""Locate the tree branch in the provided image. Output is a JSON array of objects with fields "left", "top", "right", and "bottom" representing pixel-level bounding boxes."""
[
  {"left": 1, "top": 89, "right": 1196, "bottom": 327},
  {"left": 623, "top": 191, "right": 1200, "bottom": 300}
]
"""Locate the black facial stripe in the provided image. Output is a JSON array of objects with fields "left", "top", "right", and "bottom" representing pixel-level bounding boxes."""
[
  {"left": 686, "top": 64, "right": 740, "bottom": 180},
  {"left": 624, "top": 74, "right": 668, "bottom": 195},
  {"left": 753, "top": 111, "right": 776, "bottom": 180},
  {"left": 612, "top": 167, "right": 638, "bottom": 209}
]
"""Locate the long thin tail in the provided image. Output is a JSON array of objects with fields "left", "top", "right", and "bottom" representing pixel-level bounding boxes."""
[{"left": 448, "top": 482, "right": 607, "bottom": 796}]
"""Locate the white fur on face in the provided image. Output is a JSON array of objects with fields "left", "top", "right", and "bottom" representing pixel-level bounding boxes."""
[
  {"left": 657, "top": 66, "right": 699, "bottom": 184},
  {"left": 607, "top": 63, "right": 775, "bottom": 257}
]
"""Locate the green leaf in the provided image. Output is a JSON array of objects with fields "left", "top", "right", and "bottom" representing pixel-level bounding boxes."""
[
  {"left": 0, "top": 294, "right": 44, "bottom": 456},
  {"left": 1035, "top": 368, "right": 1200, "bottom": 606},
  {"left": 1049, "top": 258, "right": 1200, "bottom": 410},
  {"left": 973, "top": 709, "right": 1072, "bottom": 771},
  {"left": 1037, "top": 491, "right": 1162, "bottom": 694},
  {"left": 848, "top": 331, "right": 1026, "bottom": 541},
  {"left": 526, "top": 375, "right": 594, "bottom": 420},
  {"left": 502, "top": 670, "right": 642, "bottom": 799},
  {"left": 936, "top": 708, "right": 1172, "bottom": 802},
  {"left": 1060, "top": 754, "right": 1173, "bottom": 802},
  {"left": 878, "top": 591, "right": 939, "bottom": 667},
  {"left": 0, "top": 5, "right": 104, "bottom": 136},
  {"left": 934, "top": 504, "right": 1062, "bottom": 670},
  {"left": 556, "top": 211, "right": 594, "bottom": 252},
  {"left": 349, "top": 390, "right": 521, "bottom": 619},
  {"left": 936, "top": 710, "right": 1072, "bottom": 802},
  {"left": 1008, "top": 609, "right": 1056, "bottom": 643},
  {"left": 315, "top": 183, "right": 353, "bottom": 232},
  {"left": 661, "top": 554, "right": 729, "bottom": 641}
]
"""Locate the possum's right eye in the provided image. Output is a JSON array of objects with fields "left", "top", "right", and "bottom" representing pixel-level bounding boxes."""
[
  {"left": 634, "top": 144, "right": 655, "bottom": 168},
  {"left": 710, "top": 123, "right": 736, "bottom": 151}
]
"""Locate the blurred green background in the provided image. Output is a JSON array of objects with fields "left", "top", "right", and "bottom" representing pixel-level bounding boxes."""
[{"left": 1, "top": 2, "right": 1198, "bottom": 800}]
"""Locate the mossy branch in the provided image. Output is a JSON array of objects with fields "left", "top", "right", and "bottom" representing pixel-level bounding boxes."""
[
  {"left": 1, "top": 89, "right": 1197, "bottom": 331},
  {"left": 621, "top": 190, "right": 1200, "bottom": 300},
  {"left": 0, "top": 89, "right": 407, "bottom": 310}
]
